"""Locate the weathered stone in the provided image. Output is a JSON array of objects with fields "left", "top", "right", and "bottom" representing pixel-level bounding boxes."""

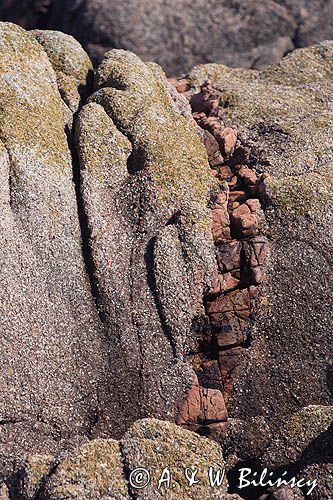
[
  {"left": 121, "top": 418, "right": 229, "bottom": 499},
  {"left": 19, "top": 454, "right": 54, "bottom": 499},
  {"left": 230, "top": 203, "right": 258, "bottom": 237},
  {"left": 189, "top": 43, "right": 333, "bottom": 432},
  {"left": 216, "top": 240, "right": 242, "bottom": 273},
  {"left": 238, "top": 166, "right": 258, "bottom": 186},
  {"left": 221, "top": 416, "right": 273, "bottom": 461},
  {"left": 44, "top": 440, "right": 129, "bottom": 499},
  {"left": 76, "top": 49, "right": 218, "bottom": 432},
  {"left": 177, "top": 374, "right": 227, "bottom": 428},
  {"left": 0, "top": 22, "right": 110, "bottom": 470},
  {"left": 263, "top": 405, "right": 333, "bottom": 468},
  {"left": 298, "top": 463, "right": 333, "bottom": 500},
  {"left": 31, "top": 29, "right": 93, "bottom": 113},
  {"left": 259, "top": 486, "right": 304, "bottom": 499},
  {"left": 0, "top": 483, "right": 10, "bottom": 500}
]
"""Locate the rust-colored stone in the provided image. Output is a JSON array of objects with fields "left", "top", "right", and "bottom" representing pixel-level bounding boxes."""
[
  {"left": 177, "top": 375, "right": 228, "bottom": 428},
  {"left": 230, "top": 202, "right": 258, "bottom": 237},
  {"left": 220, "top": 127, "right": 237, "bottom": 155},
  {"left": 218, "top": 347, "right": 243, "bottom": 402},
  {"left": 238, "top": 166, "right": 257, "bottom": 186},
  {"left": 229, "top": 189, "right": 247, "bottom": 203},
  {"left": 216, "top": 240, "right": 242, "bottom": 273}
]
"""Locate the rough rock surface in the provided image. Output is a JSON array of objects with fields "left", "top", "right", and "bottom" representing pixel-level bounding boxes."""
[
  {"left": 0, "top": 21, "right": 110, "bottom": 473},
  {"left": 121, "top": 418, "right": 228, "bottom": 500},
  {"left": 0, "top": 22, "right": 225, "bottom": 484},
  {"left": 75, "top": 48, "right": 221, "bottom": 435},
  {"left": 187, "top": 42, "right": 333, "bottom": 433},
  {"left": 263, "top": 405, "right": 333, "bottom": 467},
  {"left": 0, "top": 19, "right": 332, "bottom": 500},
  {"left": 1, "top": 1, "right": 333, "bottom": 74},
  {"left": 12, "top": 418, "right": 231, "bottom": 500},
  {"left": 30, "top": 29, "right": 93, "bottom": 113}
]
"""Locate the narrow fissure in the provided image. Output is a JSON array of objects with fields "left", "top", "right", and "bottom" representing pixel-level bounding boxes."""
[{"left": 171, "top": 79, "right": 271, "bottom": 435}]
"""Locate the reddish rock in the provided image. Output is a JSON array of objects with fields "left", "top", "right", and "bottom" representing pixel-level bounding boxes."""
[
  {"left": 218, "top": 347, "right": 243, "bottom": 401},
  {"left": 212, "top": 208, "right": 231, "bottom": 242},
  {"left": 220, "top": 127, "right": 238, "bottom": 155},
  {"left": 197, "top": 359, "right": 223, "bottom": 389},
  {"left": 229, "top": 201, "right": 240, "bottom": 210},
  {"left": 218, "top": 165, "right": 233, "bottom": 180},
  {"left": 214, "top": 316, "right": 248, "bottom": 347},
  {"left": 168, "top": 77, "right": 189, "bottom": 94},
  {"left": 177, "top": 375, "right": 228, "bottom": 428},
  {"left": 207, "top": 289, "right": 251, "bottom": 347},
  {"left": 228, "top": 189, "right": 247, "bottom": 203},
  {"left": 216, "top": 240, "right": 242, "bottom": 273},
  {"left": 245, "top": 198, "right": 261, "bottom": 212},
  {"left": 223, "top": 272, "right": 240, "bottom": 291},
  {"left": 228, "top": 175, "right": 238, "bottom": 187},
  {"left": 202, "top": 130, "right": 224, "bottom": 167},
  {"left": 209, "top": 274, "right": 225, "bottom": 295},
  {"left": 230, "top": 202, "right": 258, "bottom": 237},
  {"left": 212, "top": 186, "right": 230, "bottom": 242},
  {"left": 190, "top": 81, "right": 221, "bottom": 115},
  {"left": 207, "top": 288, "right": 251, "bottom": 317},
  {"left": 213, "top": 187, "right": 229, "bottom": 208},
  {"left": 242, "top": 236, "right": 270, "bottom": 268},
  {"left": 238, "top": 166, "right": 258, "bottom": 186}
]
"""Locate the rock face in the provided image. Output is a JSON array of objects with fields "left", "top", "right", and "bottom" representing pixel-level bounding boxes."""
[
  {"left": 186, "top": 41, "right": 333, "bottom": 433},
  {"left": 1, "top": 1, "right": 333, "bottom": 74},
  {"left": 0, "top": 22, "right": 110, "bottom": 472},
  {"left": 75, "top": 48, "right": 220, "bottom": 435},
  {"left": 0, "top": 19, "right": 332, "bottom": 500},
  {"left": 0, "top": 22, "right": 226, "bottom": 481}
]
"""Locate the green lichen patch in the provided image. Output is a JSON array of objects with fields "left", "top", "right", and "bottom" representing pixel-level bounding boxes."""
[
  {"left": 45, "top": 439, "right": 129, "bottom": 499},
  {"left": 90, "top": 49, "right": 213, "bottom": 231},
  {"left": 122, "top": 418, "right": 227, "bottom": 500}
]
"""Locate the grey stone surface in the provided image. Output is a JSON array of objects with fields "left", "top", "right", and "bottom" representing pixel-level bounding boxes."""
[
  {"left": 75, "top": 49, "right": 217, "bottom": 434},
  {"left": 0, "top": 22, "right": 110, "bottom": 473},
  {"left": 1, "top": 1, "right": 333, "bottom": 74}
]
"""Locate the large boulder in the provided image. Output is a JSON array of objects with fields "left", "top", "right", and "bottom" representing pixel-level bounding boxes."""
[{"left": 1, "top": 1, "right": 333, "bottom": 74}]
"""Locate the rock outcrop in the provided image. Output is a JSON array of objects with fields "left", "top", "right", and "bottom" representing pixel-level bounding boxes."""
[
  {"left": 12, "top": 418, "right": 230, "bottom": 500},
  {"left": 185, "top": 41, "right": 333, "bottom": 432},
  {"left": 0, "top": 22, "right": 110, "bottom": 473},
  {"left": 0, "top": 22, "right": 226, "bottom": 482},
  {"left": 1, "top": 1, "right": 333, "bottom": 74},
  {"left": 0, "top": 19, "right": 332, "bottom": 500}
]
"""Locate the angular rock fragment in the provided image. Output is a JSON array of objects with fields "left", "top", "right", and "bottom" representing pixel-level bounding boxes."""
[{"left": 177, "top": 374, "right": 228, "bottom": 429}]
